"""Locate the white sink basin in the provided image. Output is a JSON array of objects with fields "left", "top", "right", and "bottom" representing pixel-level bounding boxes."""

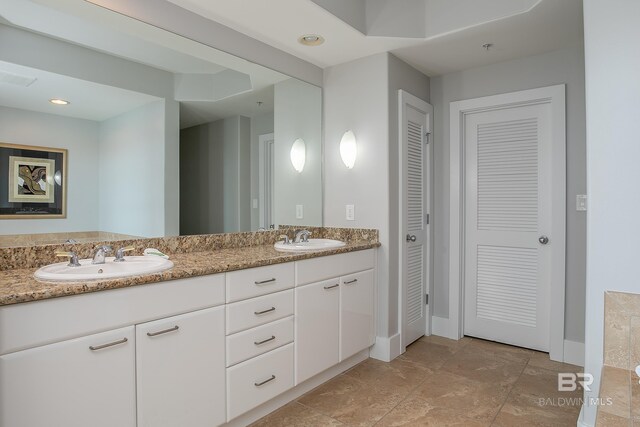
[
  {"left": 34, "top": 256, "right": 174, "bottom": 282},
  {"left": 274, "top": 238, "right": 346, "bottom": 252}
]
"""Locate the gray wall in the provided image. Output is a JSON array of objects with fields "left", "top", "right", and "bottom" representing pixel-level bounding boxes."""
[
  {"left": 0, "top": 106, "right": 99, "bottom": 235},
  {"left": 180, "top": 115, "right": 251, "bottom": 234},
  {"left": 250, "top": 112, "right": 274, "bottom": 230},
  {"left": 429, "top": 46, "right": 587, "bottom": 343},
  {"left": 99, "top": 100, "right": 174, "bottom": 238},
  {"left": 324, "top": 52, "right": 430, "bottom": 340},
  {"left": 274, "top": 79, "right": 323, "bottom": 227},
  {"left": 582, "top": 0, "right": 640, "bottom": 424}
]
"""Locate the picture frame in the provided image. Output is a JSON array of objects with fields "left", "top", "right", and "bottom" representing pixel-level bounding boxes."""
[{"left": 0, "top": 142, "right": 67, "bottom": 219}]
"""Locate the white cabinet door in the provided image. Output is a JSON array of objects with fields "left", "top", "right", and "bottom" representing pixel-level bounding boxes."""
[
  {"left": 340, "top": 269, "right": 375, "bottom": 360},
  {"left": 0, "top": 326, "right": 136, "bottom": 427},
  {"left": 136, "top": 306, "right": 226, "bottom": 427},
  {"left": 295, "top": 278, "right": 340, "bottom": 384}
]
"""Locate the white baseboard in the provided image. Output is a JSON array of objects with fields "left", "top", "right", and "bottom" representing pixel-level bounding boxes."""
[
  {"left": 369, "top": 333, "right": 402, "bottom": 362},
  {"left": 225, "top": 349, "right": 369, "bottom": 426},
  {"left": 431, "top": 315, "right": 458, "bottom": 340},
  {"left": 564, "top": 339, "right": 585, "bottom": 367}
]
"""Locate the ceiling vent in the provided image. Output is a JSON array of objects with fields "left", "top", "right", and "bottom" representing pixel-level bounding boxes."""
[{"left": 0, "top": 69, "right": 37, "bottom": 87}]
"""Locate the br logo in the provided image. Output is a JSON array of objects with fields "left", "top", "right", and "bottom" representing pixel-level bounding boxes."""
[{"left": 558, "top": 373, "right": 593, "bottom": 392}]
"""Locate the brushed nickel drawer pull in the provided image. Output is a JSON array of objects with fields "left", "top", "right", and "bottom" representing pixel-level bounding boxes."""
[
  {"left": 255, "top": 278, "right": 276, "bottom": 285},
  {"left": 254, "top": 375, "right": 276, "bottom": 387},
  {"left": 254, "top": 335, "right": 276, "bottom": 345},
  {"left": 89, "top": 337, "right": 128, "bottom": 351},
  {"left": 147, "top": 325, "right": 179, "bottom": 337},
  {"left": 254, "top": 307, "right": 276, "bottom": 315},
  {"left": 344, "top": 279, "right": 358, "bottom": 284},
  {"left": 324, "top": 284, "right": 339, "bottom": 290}
]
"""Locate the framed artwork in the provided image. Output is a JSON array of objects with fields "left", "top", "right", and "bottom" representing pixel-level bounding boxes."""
[{"left": 0, "top": 142, "right": 67, "bottom": 219}]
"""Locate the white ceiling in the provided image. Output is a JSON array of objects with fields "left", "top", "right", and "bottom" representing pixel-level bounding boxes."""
[
  {"left": 0, "top": 0, "right": 290, "bottom": 126},
  {"left": 0, "top": 60, "right": 159, "bottom": 121},
  {"left": 164, "top": 0, "right": 583, "bottom": 76}
]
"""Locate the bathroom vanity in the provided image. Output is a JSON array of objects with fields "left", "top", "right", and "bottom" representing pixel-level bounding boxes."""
[{"left": 0, "top": 240, "right": 377, "bottom": 427}]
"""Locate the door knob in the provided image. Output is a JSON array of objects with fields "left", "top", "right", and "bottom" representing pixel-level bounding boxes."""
[
  {"left": 406, "top": 234, "right": 417, "bottom": 242},
  {"left": 538, "top": 236, "right": 549, "bottom": 245}
]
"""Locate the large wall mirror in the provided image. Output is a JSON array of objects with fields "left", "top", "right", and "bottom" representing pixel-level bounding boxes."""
[{"left": 0, "top": 0, "right": 322, "bottom": 247}]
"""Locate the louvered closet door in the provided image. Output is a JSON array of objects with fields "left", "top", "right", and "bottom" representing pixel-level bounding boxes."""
[
  {"left": 401, "top": 93, "right": 432, "bottom": 348},
  {"left": 464, "top": 103, "right": 551, "bottom": 351}
]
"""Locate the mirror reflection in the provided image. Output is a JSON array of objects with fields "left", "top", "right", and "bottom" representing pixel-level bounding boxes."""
[{"left": 0, "top": 0, "right": 322, "bottom": 247}]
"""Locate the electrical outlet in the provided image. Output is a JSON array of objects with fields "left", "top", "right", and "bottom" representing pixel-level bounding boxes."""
[
  {"left": 252, "top": 198, "right": 258, "bottom": 209},
  {"left": 576, "top": 195, "right": 587, "bottom": 211},
  {"left": 346, "top": 204, "right": 355, "bottom": 221},
  {"left": 296, "top": 205, "right": 304, "bottom": 219}
]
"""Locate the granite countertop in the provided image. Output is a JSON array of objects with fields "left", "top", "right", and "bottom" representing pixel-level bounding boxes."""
[{"left": 0, "top": 241, "right": 379, "bottom": 306}]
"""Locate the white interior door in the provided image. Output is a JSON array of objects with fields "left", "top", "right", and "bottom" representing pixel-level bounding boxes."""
[
  {"left": 400, "top": 90, "right": 432, "bottom": 348},
  {"left": 464, "top": 103, "right": 554, "bottom": 351},
  {"left": 258, "top": 133, "right": 274, "bottom": 229}
]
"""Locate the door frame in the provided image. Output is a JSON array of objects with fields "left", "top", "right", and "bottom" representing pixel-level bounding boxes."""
[
  {"left": 398, "top": 89, "right": 433, "bottom": 351},
  {"left": 448, "top": 85, "right": 566, "bottom": 361}
]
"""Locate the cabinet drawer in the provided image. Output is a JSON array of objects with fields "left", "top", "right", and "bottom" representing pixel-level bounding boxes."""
[
  {"left": 295, "top": 249, "right": 375, "bottom": 286},
  {"left": 226, "top": 263, "right": 294, "bottom": 303},
  {"left": 226, "top": 289, "right": 294, "bottom": 335},
  {"left": 226, "top": 316, "right": 294, "bottom": 367},
  {"left": 226, "top": 343, "right": 294, "bottom": 421}
]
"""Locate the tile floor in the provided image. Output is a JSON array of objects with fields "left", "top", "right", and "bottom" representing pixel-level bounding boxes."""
[{"left": 251, "top": 336, "right": 583, "bottom": 426}]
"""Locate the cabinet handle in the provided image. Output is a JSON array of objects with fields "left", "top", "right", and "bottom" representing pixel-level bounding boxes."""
[
  {"left": 254, "top": 335, "right": 276, "bottom": 345},
  {"left": 147, "top": 325, "right": 179, "bottom": 337},
  {"left": 344, "top": 279, "right": 358, "bottom": 285},
  {"left": 324, "top": 284, "right": 339, "bottom": 290},
  {"left": 255, "top": 278, "right": 276, "bottom": 285},
  {"left": 254, "top": 306, "right": 276, "bottom": 315},
  {"left": 254, "top": 375, "right": 276, "bottom": 387},
  {"left": 89, "top": 337, "right": 128, "bottom": 351}
]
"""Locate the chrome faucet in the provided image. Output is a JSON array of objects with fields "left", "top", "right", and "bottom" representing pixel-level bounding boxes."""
[
  {"left": 92, "top": 245, "right": 112, "bottom": 265},
  {"left": 114, "top": 246, "right": 135, "bottom": 262},
  {"left": 279, "top": 234, "right": 291, "bottom": 244},
  {"left": 294, "top": 230, "right": 312, "bottom": 243},
  {"left": 55, "top": 250, "right": 81, "bottom": 267}
]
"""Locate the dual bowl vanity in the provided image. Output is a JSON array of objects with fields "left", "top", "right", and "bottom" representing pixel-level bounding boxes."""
[{"left": 0, "top": 229, "right": 378, "bottom": 427}]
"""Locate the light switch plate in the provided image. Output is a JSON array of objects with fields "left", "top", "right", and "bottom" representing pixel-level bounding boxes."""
[
  {"left": 296, "top": 205, "right": 304, "bottom": 219},
  {"left": 576, "top": 195, "right": 587, "bottom": 211},
  {"left": 252, "top": 198, "right": 258, "bottom": 209},
  {"left": 346, "top": 204, "right": 355, "bottom": 221}
]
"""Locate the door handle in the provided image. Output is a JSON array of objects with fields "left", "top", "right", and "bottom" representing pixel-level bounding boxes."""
[
  {"left": 538, "top": 236, "right": 549, "bottom": 245},
  {"left": 406, "top": 234, "right": 417, "bottom": 242}
]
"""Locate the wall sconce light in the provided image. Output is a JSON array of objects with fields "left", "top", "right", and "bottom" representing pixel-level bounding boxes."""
[
  {"left": 340, "top": 130, "right": 357, "bottom": 169},
  {"left": 290, "top": 138, "right": 306, "bottom": 173}
]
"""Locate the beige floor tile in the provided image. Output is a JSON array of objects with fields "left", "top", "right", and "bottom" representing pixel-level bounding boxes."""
[
  {"left": 527, "top": 351, "right": 583, "bottom": 373},
  {"left": 418, "top": 335, "right": 472, "bottom": 352},
  {"left": 462, "top": 338, "right": 534, "bottom": 363},
  {"left": 344, "top": 357, "right": 432, "bottom": 395},
  {"left": 493, "top": 390, "right": 581, "bottom": 427},
  {"left": 631, "top": 368, "right": 640, "bottom": 420},
  {"left": 375, "top": 394, "right": 489, "bottom": 427},
  {"left": 297, "top": 374, "right": 405, "bottom": 426},
  {"left": 249, "top": 402, "right": 343, "bottom": 427},
  {"left": 412, "top": 370, "right": 510, "bottom": 422},
  {"left": 440, "top": 344, "right": 527, "bottom": 387},
  {"left": 600, "top": 366, "right": 631, "bottom": 419},
  {"left": 596, "top": 410, "right": 631, "bottom": 426},
  {"left": 511, "top": 365, "right": 583, "bottom": 400},
  {"left": 397, "top": 340, "right": 457, "bottom": 370}
]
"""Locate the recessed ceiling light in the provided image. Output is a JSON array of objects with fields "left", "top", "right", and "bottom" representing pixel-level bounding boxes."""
[
  {"left": 298, "top": 34, "right": 325, "bottom": 46},
  {"left": 49, "top": 98, "right": 70, "bottom": 105}
]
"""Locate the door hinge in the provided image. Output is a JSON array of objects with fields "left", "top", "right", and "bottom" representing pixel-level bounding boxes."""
[
  {"left": 425, "top": 213, "right": 430, "bottom": 225},
  {"left": 425, "top": 132, "right": 431, "bottom": 144},
  {"left": 425, "top": 294, "right": 429, "bottom": 305}
]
